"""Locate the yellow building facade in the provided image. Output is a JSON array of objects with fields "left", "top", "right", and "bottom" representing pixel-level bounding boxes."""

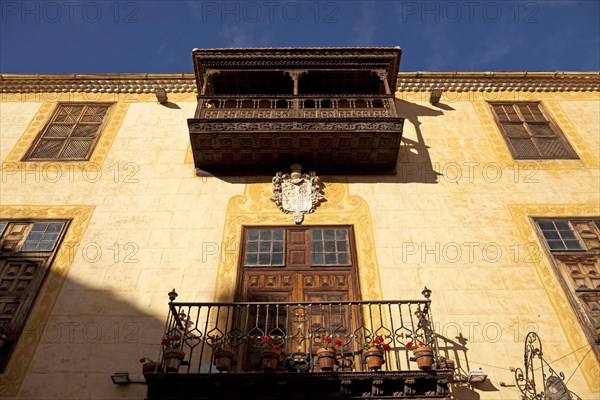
[{"left": 0, "top": 64, "right": 599, "bottom": 399}]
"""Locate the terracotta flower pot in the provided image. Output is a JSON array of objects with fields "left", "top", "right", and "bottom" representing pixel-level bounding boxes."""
[
  {"left": 214, "top": 349, "right": 235, "bottom": 372},
  {"left": 364, "top": 346, "right": 384, "bottom": 371},
  {"left": 163, "top": 348, "right": 185, "bottom": 372},
  {"left": 412, "top": 346, "right": 434, "bottom": 370},
  {"left": 437, "top": 359, "right": 455, "bottom": 370},
  {"left": 142, "top": 361, "right": 163, "bottom": 375},
  {"left": 317, "top": 348, "right": 337, "bottom": 371},
  {"left": 259, "top": 349, "right": 280, "bottom": 372}
]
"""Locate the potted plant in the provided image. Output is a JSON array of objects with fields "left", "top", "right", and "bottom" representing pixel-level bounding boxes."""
[
  {"left": 316, "top": 336, "right": 343, "bottom": 371},
  {"left": 255, "top": 336, "right": 281, "bottom": 372},
  {"left": 0, "top": 327, "right": 13, "bottom": 350},
  {"left": 407, "top": 341, "right": 434, "bottom": 370},
  {"left": 161, "top": 333, "right": 185, "bottom": 372},
  {"left": 210, "top": 337, "right": 235, "bottom": 372},
  {"left": 436, "top": 355, "right": 455, "bottom": 370},
  {"left": 362, "top": 336, "right": 391, "bottom": 371},
  {"left": 139, "top": 357, "right": 163, "bottom": 375}
]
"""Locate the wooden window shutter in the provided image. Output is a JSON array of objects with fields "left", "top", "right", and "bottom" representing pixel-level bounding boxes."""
[
  {"left": 24, "top": 103, "right": 112, "bottom": 161},
  {"left": 0, "top": 219, "right": 70, "bottom": 372},
  {"left": 489, "top": 102, "right": 578, "bottom": 160},
  {"left": 286, "top": 228, "right": 310, "bottom": 268}
]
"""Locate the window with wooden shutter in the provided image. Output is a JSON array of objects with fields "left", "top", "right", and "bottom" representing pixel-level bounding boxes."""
[
  {"left": 23, "top": 103, "right": 113, "bottom": 161},
  {"left": 0, "top": 219, "right": 70, "bottom": 371},
  {"left": 489, "top": 102, "right": 578, "bottom": 160},
  {"left": 535, "top": 218, "right": 600, "bottom": 348}
]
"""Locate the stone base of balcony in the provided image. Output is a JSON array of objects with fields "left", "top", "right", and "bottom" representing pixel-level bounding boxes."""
[{"left": 145, "top": 370, "right": 453, "bottom": 399}]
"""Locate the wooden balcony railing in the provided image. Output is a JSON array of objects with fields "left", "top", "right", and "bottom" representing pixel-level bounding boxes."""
[
  {"left": 155, "top": 296, "right": 440, "bottom": 374},
  {"left": 197, "top": 95, "right": 397, "bottom": 119}
]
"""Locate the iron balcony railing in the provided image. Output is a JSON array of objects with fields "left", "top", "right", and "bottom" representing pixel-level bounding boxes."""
[
  {"left": 156, "top": 293, "right": 439, "bottom": 374},
  {"left": 196, "top": 95, "right": 398, "bottom": 119}
]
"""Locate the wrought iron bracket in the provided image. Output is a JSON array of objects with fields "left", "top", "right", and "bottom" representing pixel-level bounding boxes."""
[{"left": 515, "top": 332, "right": 575, "bottom": 400}]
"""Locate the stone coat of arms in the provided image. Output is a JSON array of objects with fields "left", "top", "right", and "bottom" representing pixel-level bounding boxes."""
[{"left": 270, "top": 164, "right": 324, "bottom": 224}]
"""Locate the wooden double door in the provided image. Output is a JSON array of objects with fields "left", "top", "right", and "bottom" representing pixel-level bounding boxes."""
[{"left": 235, "top": 226, "right": 361, "bottom": 370}]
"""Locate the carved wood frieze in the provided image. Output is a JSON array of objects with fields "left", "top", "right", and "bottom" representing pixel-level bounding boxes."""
[
  {"left": 189, "top": 119, "right": 404, "bottom": 132},
  {"left": 188, "top": 117, "right": 404, "bottom": 174}
]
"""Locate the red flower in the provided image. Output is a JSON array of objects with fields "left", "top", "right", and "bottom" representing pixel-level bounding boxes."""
[
  {"left": 161, "top": 338, "right": 170, "bottom": 346},
  {"left": 172, "top": 334, "right": 181, "bottom": 341},
  {"left": 406, "top": 341, "right": 413, "bottom": 348},
  {"left": 334, "top": 339, "right": 343, "bottom": 346},
  {"left": 383, "top": 343, "right": 391, "bottom": 351},
  {"left": 272, "top": 345, "right": 280, "bottom": 351},
  {"left": 325, "top": 337, "right": 332, "bottom": 344},
  {"left": 418, "top": 342, "right": 424, "bottom": 347},
  {"left": 262, "top": 336, "right": 270, "bottom": 343}
]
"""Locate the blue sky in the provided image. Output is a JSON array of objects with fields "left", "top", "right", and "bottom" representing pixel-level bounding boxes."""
[{"left": 1, "top": 0, "right": 599, "bottom": 73}]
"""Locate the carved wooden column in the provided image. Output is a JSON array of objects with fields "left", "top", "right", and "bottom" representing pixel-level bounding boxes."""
[
  {"left": 201, "top": 70, "right": 220, "bottom": 95},
  {"left": 286, "top": 70, "right": 307, "bottom": 117},
  {"left": 373, "top": 70, "right": 391, "bottom": 95},
  {"left": 286, "top": 70, "right": 307, "bottom": 95}
]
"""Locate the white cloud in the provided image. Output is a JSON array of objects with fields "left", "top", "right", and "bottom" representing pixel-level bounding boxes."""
[{"left": 352, "top": 1, "right": 376, "bottom": 46}]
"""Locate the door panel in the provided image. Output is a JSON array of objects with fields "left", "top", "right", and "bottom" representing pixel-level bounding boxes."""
[{"left": 286, "top": 229, "right": 310, "bottom": 268}]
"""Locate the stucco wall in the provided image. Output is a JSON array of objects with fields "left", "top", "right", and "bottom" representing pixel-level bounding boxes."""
[{"left": 0, "top": 88, "right": 598, "bottom": 399}]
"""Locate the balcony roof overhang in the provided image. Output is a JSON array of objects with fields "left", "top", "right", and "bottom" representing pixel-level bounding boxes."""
[{"left": 192, "top": 47, "right": 402, "bottom": 95}]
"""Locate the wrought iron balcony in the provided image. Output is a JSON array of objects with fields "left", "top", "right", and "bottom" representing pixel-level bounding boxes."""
[{"left": 145, "top": 294, "right": 453, "bottom": 399}]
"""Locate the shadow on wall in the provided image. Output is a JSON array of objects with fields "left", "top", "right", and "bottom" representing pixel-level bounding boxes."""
[
  {"left": 436, "top": 332, "right": 501, "bottom": 399},
  {"left": 3, "top": 267, "right": 169, "bottom": 400},
  {"left": 394, "top": 99, "right": 449, "bottom": 184}
]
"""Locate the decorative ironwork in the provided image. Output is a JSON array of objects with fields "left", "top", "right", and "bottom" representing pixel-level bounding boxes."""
[
  {"left": 515, "top": 332, "right": 577, "bottom": 400},
  {"left": 145, "top": 290, "right": 452, "bottom": 399},
  {"left": 158, "top": 297, "right": 438, "bottom": 374},
  {"left": 270, "top": 164, "right": 324, "bottom": 224}
]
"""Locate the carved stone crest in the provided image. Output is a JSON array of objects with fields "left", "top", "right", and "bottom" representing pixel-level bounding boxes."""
[{"left": 270, "top": 164, "right": 324, "bottom": 224}]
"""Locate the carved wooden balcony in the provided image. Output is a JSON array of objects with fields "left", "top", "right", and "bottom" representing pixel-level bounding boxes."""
[
  {"left": 144, "top": 299, "right": 453, "bottom": 400},
  {"left": 188, "top": 47, "right": 405, "bottom": 176}
]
